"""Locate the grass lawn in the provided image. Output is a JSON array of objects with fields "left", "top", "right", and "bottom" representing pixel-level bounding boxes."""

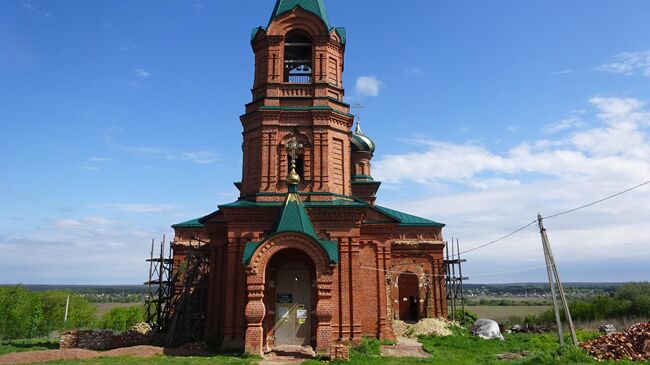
[
  {"left": 0, "top": 338, "right": 59, "bottom": 356},
  {"left": 2, "top": 328, "right": 642, "bottom": 365},
  {"left": 303, "top": 328, "right": 638, "bottom": 365}
]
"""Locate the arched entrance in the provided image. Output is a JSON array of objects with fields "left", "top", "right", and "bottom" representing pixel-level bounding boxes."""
[
  {"left": 244, "top": 233, "right": 334, "bottom": 356},
  {"left": 398, "top": 272, "right": 419, "bottom": 322},
  {"left": 266, "top": 250, "right": 315, "bottom": 347}
]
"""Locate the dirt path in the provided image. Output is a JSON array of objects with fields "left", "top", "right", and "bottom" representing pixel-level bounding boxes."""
[
  {"left": 0, "top": 345, "right": 215, "bottom": 364},
  {"left": 381, "top": 337, "right": 430, "bottom": 358}
]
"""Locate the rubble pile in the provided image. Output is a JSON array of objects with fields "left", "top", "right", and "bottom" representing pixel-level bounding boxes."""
[
  {"left": 60, "top": 330, "right": 114, "bottom": 350},
  {"left": 508, "top": 324, "right": 548, "bottom": 334},
  {"left": 330, "top": 344, "right": 350, "bottom": 361},
  {"left": 581, "top": 322, "right": 650, "bottom": 362},
  {"left": 120, "top": 322, "right": 153, "bottom": 347},
  {"left": 409, "top": 318, "right": 453, "bottom": 337}
]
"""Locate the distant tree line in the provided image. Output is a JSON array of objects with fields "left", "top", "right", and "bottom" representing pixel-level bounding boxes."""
[
  {"left": 0, "top": 286, "right": 144, "bottom": 342},
  {"left": 524, "top": 282, "right": 650, "bottom": 325}
]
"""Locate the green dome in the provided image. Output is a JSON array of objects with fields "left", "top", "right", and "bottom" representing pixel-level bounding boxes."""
[{"left": 351, "top": 123, "right": 375, "bottom": 153}]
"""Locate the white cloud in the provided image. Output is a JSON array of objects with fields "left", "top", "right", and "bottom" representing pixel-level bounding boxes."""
[
  {"left": 105, "top": 133, "right": 220, "bottom": 165},
  {"left": 101, "top": 204, "right": 177, "bottom": 213},
  {"left": 374, "top": 97, "right": 650, "bottom": 282},
  {"left": 553, "top": 69, "right": 574, "bottom": 75},
  {"left": 135, "top": 68, "right": 152, "bottom": 78},
  {"left": 355, "top": 76, "right": 382, "bottom": 97},
  {"left": 598, "top": 50, "right": 650, "bottom": 77},
  {"left": 543, "top": 116, "right": 585, "bottom": 134}
]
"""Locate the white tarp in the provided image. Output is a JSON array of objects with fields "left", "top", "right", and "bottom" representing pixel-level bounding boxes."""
[{"left": 470, "top": 319, "right": 505, "bottom": 340}]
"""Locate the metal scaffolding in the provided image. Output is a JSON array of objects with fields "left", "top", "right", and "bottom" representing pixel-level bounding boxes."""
[
  {"left": 444, "top": 238, "right": 468, "bottom": 323},
  {"left": 145, "top": 237, "right": 210, "bottom": 346}
]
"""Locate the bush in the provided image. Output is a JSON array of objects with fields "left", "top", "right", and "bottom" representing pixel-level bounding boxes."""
[
  {"left": 0, "top": 286, "right": 96, "bottom": 341},
  {"left": 351, "top": 338, "right": 382, "bottom": 356},
  {"left": 98, "top": 306, "right": 144, "bottom": 333}
]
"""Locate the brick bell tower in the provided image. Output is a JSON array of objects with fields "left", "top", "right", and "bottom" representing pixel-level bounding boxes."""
[{"left": 241, "top": 0, "right": 353, "bottom": 199}]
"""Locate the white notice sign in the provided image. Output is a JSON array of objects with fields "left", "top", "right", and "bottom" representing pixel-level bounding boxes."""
[
  {"left": 279, "top": 307, "right": 290, "bottom": 319},
  {"left": 296, "top": 309, "right": 308, "bottom": 319}
]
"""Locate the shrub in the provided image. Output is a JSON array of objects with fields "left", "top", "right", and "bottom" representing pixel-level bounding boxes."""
[{"left": 98, "top": 306, "right": 145, "bottom": 333}]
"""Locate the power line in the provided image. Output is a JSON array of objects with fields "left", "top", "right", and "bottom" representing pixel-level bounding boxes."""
[
  {"left": 458, "top": 220, "right": 536, "bottom": 255},
  {"left": 458, "top": 179, "right": 650, "bottom": 255},
  {"left": 543, "top": 180, "right": 650, "bottom": 220}
]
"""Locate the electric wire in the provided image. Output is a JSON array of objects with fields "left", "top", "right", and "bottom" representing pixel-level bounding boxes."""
[
  {"left": 457, "top": 179, "right": 650, "bottom": 255},
  {"left": 542, "top": 180, "right": 650, "bottom": 220}
]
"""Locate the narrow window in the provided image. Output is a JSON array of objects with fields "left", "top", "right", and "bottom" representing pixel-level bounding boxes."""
[{"left": 284, "top": 32, "right": 312, "bottom": 83}]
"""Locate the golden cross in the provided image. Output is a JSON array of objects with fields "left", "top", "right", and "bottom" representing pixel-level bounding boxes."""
[{"left": 285, "top": 137, "right": 303, "bottom": 168}]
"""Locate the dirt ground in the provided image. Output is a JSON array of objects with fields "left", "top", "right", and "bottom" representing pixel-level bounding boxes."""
[{"left": 0, "top": 345, "right": 213, "bottom": 364}]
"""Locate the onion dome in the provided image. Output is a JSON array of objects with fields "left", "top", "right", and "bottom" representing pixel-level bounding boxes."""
[{"left": 351, "top": 122, "right": 376, "bottom": 153}]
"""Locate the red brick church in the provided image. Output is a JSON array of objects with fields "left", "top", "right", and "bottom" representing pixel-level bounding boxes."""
[{"left": 171, "top": 0, "right": 446, "bottom": 356}]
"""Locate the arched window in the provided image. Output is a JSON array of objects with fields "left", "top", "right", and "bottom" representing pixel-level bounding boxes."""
[{"left": 284, "top": 32, "right": 312, "bottom": 83}]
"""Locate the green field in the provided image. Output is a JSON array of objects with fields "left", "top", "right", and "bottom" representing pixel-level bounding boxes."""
[
  {"left": 466, "top": 305, "right": 552, "bottom": 322},
  {"left": 93, "top": 302, "right": 144, "bottom": 318}
]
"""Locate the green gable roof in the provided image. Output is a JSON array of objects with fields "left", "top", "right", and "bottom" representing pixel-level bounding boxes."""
[
  {"left": 373, "top": 205, "right": 445, "bottom": 227},
  {"left": 242, "top": 191, "right": 339, "bottom": 265},
  {"left": 171, "top": 218, "right": 205, "bottom": 229},
  {"left": 275, "top": 193, "right": 319, "bottom": 240},
  {"left": 270, "top": 0, "right": 331, "bottom": 29}
]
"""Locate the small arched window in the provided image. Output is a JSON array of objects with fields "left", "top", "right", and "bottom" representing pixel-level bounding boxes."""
[{"left": 284, "top": 32, "right": 312, "bottom": 83}]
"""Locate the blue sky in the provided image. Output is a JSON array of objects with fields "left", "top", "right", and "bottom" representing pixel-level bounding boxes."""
[{"left": 1, "top": 0, "right": 649, "bottom": 284}]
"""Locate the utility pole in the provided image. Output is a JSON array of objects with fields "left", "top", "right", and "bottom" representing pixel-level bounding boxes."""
[
  {"left": 537, "top": 214, "right": 578, "bottom": 346},
  {"left": 64, "top": 294, "right": 70, "bottom": 325}
]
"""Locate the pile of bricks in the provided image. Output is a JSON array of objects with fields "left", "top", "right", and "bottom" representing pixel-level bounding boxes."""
[
  {"left": 60, "top": 330, "right": 115, "bottom": 350},
  {"left": 120, "top": 322, "right": 153, "bottom": 347},
  {"left": 329, "top": 344, "right": 349, "bottom": 361},
  {"left": 581, "top": 322, "right": 650, "bottom": 361}
]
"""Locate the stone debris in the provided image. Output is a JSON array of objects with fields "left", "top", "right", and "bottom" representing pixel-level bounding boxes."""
[
  {"left": 120, "top": 322, "right": 154, "bottom": 347},
  {"left": 581, "top": 322, "right": 649, "bottom": 362},
  {"left": 394, "top": 318, "right": 453, "bottom": 338},
  {"left": 60, "top": 330, "right": 114, "bottom": 350},
  {"left": 598, "top": 324, "right": 617, "bottom": 334},
  {"left": 330, "top": 344, "right": 349, "bottom": 361},
  {"left": 60, "top": 323, "right": 154, "bottom": 351},
  {"left": 470, "top": 319, "right": 505, "bottom": 341},
  {"left": 507, "top": 324, "right": 547, "bottom": 334}
]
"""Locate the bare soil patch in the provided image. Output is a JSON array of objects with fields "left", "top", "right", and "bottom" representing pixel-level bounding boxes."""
[{"left": 0, "top": 345, "right": 214, "bottom": 364}]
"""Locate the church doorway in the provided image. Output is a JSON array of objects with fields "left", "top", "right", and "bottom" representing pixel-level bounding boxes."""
[
  {"left": 267, "top": 251, "right": 314, "bottom": 347},
  {"left": 398, "top": 272, "right": 419, "bottom": 322}
]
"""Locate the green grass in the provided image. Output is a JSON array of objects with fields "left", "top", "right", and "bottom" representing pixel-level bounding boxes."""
[
  {"left": 303, "top": 328, "right": 639, "bottom": 365},
  {"left": 0, "top": 330, "right": 641, "bottom": 365},
  {"left": 0, "top": 338, "right": 59, "bottom": 355}
]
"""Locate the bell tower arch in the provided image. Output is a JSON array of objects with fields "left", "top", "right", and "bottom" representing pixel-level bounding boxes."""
[{"left": 240, "top": 0, "right": 353, "bottom": 200}]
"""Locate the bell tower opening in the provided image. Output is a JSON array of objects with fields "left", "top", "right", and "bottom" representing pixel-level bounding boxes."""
[{"left": 284, "top": 31, "right": 313, "bottom": 83}]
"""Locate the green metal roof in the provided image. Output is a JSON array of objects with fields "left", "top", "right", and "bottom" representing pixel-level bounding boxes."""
[
  {"left": 270, "top": 0, "right": 331, "bottom": 29},
  {"left": 373, "top": 205, "right": 445, "bottom": 227},
  {"left": 275, "top": 193, "right": 319, "bottom": 240},
  {"left": 251, "top": 26, "right": 266, "bottom": 41},
  {"left": 334, "top": 27, "right": 346, "bottom": 45},
  {"left": 171, "top": 218, "right": 205, "bottom": 229},
  {"left": 242, "top": 191, "right": 339, "bottom": 265}
]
